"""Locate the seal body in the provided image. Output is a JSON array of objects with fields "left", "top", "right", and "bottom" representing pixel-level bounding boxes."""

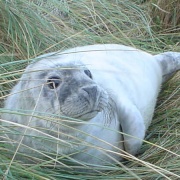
[{"left": 1, "top": 44, "right": 180, "bottom": 170}]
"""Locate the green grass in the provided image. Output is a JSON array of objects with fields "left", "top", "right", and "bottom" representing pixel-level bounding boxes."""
[{"left": 0, "top": 0, "right": 180, "bottom": 179}]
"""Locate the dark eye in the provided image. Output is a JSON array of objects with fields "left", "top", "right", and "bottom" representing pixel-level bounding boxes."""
[
  {"left": 84, "top": 69, "right": 92, "bottom": 79},
  {"left": 47, "top": 76, "right": 61, "bottom": 89}
]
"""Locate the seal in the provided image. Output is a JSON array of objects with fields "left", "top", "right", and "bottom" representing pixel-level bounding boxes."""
[{"left": 1, "top": 44, "right": 180, "bottom": 171}]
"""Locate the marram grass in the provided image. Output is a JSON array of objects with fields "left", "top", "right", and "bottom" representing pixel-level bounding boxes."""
[{"left": 0, "top": 0, "right": 180, "bottom": 179}]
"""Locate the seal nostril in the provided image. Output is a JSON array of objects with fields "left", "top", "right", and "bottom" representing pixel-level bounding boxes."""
[{"left": 82, "top": 86, "right": 98, "bottom": 96}]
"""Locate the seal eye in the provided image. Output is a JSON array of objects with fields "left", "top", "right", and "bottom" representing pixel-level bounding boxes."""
[
  {"left": 47, "top": 76, "right": 61, "bottom": 89},
  {"left": 84, "top": 69, "right": 92, "bottom": 79}
]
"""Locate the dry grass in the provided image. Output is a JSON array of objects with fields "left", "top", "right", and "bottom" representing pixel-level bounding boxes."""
[
  {"left": 150, "top": 0, "right": 180, "bottom": 30},
  {"left": 0, "top": 0, "right": 180, "bottom": 179}
]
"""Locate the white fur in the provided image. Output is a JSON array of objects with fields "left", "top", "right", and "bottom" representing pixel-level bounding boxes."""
[{"left": 2, "top": 44, "right": 165, "bottom": 169}]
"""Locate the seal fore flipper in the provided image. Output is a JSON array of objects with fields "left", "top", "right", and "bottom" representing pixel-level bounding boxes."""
[{"left": 119, "top": 104, "right": 145, "bottom": 155}]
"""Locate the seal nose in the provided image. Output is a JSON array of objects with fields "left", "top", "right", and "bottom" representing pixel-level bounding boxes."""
[
  {"left": 82, "top": 85, "right": 98, "bottom": 97},
  {"left": 82, "top": 85, "right": 108, "bottom": 112}
]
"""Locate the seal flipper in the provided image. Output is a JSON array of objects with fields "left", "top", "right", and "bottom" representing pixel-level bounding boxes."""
[
  {"left": 119, "top": 104, "right": 145, "bottom": 155},
  {"left": 154, "top": 52, "right": 180, "bottom": 82}
]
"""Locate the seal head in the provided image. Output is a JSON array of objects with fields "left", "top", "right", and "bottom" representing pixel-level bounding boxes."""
[{"left": 22, "top": 61, "right": 109, "bottom": 121}]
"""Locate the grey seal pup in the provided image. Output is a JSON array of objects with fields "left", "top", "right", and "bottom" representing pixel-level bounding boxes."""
[{"left": 1, "top": 44, "right": 180, "bottom": 171}]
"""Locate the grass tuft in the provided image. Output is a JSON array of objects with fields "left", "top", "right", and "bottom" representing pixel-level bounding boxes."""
[{"left": 0, "top": 0, "right": 179, "bottom": 179}]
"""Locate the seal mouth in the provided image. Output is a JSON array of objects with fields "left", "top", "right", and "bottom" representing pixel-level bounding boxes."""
[{"left": 75, "top": 110, "right": 100, "bottom": 120}]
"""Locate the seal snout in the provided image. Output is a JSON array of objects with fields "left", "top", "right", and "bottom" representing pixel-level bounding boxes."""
[
  {"left": 81, "top": 84, "right": 108, "bottom": 111},
  {"left": 82, "top": 85, "right": 98, "bottom": 104}
]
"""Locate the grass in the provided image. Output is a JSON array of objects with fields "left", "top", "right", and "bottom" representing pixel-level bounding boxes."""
[
  {"left": 150, "top": 0, "right": 180, "bottom": 30},
  {"left": 0, "top": 0, "right": 180, "bottom": 179}
]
